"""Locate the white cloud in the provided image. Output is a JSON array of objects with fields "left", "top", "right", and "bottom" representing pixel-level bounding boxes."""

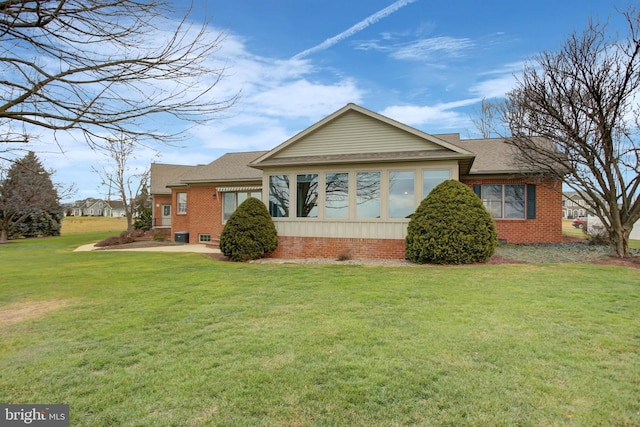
[
  {"left": 381, "top": 98, "right": 479, "bottom": 129},
  {"left": 470, "top": 61, "right": 525, "bottom": 98},
  {"left": 248, "top": 79, "right": 363, "bottom": 119},
  {"left": 391, "top": 37, "right": 474, "bottom": 61},
  {"left": 355, "top": 36, "right": 474, "bottom": 63}
]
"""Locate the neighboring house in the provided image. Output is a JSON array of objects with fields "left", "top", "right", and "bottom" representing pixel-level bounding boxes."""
[
  {"left": 66, "top": 198, "right": 128, "bottom": 217},
  {"left": 150, "top": 103, "right": 563, "bottom": 259},
  {"left": 105, "top": 200, "right": 127, "bottom": 217},
  {"left": 563, "top": 191, "right": 591, "bottom": 219},
  {"left": 67, "top": 198, "right": 109, "bottom": 216}
]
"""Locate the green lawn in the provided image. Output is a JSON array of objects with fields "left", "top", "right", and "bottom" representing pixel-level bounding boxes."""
[{"left": 1, "top": 234, "right": 639, "bottom": 426}]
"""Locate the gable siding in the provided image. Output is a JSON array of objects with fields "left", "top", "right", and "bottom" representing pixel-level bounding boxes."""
[{"left": 275, "top": 110, "right": 442, "bottom": 158}]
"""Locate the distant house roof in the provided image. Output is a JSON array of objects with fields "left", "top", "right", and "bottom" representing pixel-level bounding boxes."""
[
  {"left": 107, "top": 200, "right": 126, "bottom": 209},
  {"left": 150, "top": 163, "right": 195, "bottom": 195}
]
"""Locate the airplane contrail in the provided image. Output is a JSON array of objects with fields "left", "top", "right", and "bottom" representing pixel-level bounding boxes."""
[{"left": 292, "top": 0, "right": 418, "bottom": 60}]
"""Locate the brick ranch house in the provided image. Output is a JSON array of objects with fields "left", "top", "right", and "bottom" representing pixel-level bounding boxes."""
[{"left": 150, "top": 103, "right": 562, "bottom": 259}]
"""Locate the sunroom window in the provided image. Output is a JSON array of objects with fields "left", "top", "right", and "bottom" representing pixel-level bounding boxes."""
[
  {"left": 325, "top": 173, "right": 349, "bottom": 219},
  {"left": 296, "top": 174, "right": 318, "bottom": 218},
  {"left": 356, "top": 172, "right": 380, "bottom": 219},
  {"left": 423, "top": 169, "right": 450, "bottom": 198},
  {"left": 389, "top": 171, "right": 415, "bottom": 218},
  {"left": 269, "top": 175, "right": 290, "bottom": 217}
]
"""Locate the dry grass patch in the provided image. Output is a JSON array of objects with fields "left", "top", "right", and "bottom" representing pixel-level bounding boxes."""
[
  {"left": 0, "top": 299, "right": 71, "bottom": 330},
  {"left": 61, "top": 216, "right": 127, "bottom": 234}
]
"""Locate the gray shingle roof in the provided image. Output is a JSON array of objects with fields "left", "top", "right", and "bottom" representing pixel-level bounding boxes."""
[
  {"left": 177, "top": 151, "right": 267, "bottom": 184},
  {"left": 150, "top": 163, "right": 196, "bottom": 195},
  {"left": 453, "top": 137, "right": 553, "bottom": 175}
]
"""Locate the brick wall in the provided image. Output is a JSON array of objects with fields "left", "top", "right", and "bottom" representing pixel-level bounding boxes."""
[
  {"left": 267, "top": 236, "right": 406, "bottom": 260},
  {"left": 171, "top": 185, "right": 224, "bottom": 243},
  {"left": 461, "top": 178, "right": 563, "bottom": 244},
  {"left": 168, "top": 178, "right": 563, "bottom": 257}
]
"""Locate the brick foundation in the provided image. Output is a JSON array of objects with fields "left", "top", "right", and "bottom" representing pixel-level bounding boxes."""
[{"left": 267, "top": 236, "right": 406, "bottom": 260}]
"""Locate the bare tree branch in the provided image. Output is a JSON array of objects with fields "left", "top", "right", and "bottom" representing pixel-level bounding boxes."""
[
  {"left": 92, "top": 134, "right": 157, "bottom": 232},
  {"left": 1, "top": 0, "right": 238, "bottom": 149},
  {"left": 504, "top": 5, "right": 640, "bottom": 257}
]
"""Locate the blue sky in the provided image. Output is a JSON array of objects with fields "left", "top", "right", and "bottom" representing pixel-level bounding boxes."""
[{"left": 33, "top": 0, "right": 628, "bottom": 202}]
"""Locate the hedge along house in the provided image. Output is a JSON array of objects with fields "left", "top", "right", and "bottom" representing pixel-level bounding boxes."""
[{"left": 151, "top": 103, "right": 563, "bottom": 259}]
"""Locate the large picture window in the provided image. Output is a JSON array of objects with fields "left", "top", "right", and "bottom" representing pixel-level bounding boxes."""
[
  {"left": 389, "top": 171, "right": 415, "bottom": 218},
  {"left": 475, "top": 184, "right": 535, "bottom": 219},
  {"left": 356, "top": 172, "right": 380, "bottom": 219},
  {"left": 297, "top": 174, "right": 318, "bottom": 217},
  {"left": 325, "top": 173, "right": 349, "bottom": 218},
  {"left": 269, "top": 175, "right": 290, "bottom": 217},
  {"left": 223, "top": 191, "right": 261, "bottom": 222}
]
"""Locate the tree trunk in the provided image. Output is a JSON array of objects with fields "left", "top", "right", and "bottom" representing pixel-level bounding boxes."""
[
  {"left": 0, "top": 228, "right": 7, "bottom": 243},
  {"left": 610, "top": 227, "right": 631, "bottom": 258},
  {"left": 125, "top": 209, "right": 133, "bottom": 232}
]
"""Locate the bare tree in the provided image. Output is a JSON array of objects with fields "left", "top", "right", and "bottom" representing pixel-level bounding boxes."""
[
  {"left": 470, "top": 97, "right": 503, "bottom": 138},
  {"left": 504, "top": 6, "right": 640, "bottom": 257},
  {"left": 0, "top": 0, "right": 238, "bottom": 149},
  {"left": 93, "top": 135, "right": 155, "bottom": 232}
]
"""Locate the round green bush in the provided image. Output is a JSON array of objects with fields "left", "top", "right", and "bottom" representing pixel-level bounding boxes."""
[
  {"left": 219, "top": 197, "right": 278, "bottom": 261},
  {"left": 405, "top": 180, "right": 497, "bottom": 264}
]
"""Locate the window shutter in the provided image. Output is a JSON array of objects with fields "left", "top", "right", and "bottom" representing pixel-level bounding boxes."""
[
  {"left": 473, "top": 184, "right": 481, "bottom": 198},
  {"left": 526, "top": 184, "right": 536, "bottom": 219}
]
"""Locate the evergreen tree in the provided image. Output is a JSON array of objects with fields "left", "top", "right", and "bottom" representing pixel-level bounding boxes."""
[
  {"left": 133, "top": 181, "right": 152, "bottom": 231},
  {"left": 0, "top": 152, "right": 61, "bottom": 242}
]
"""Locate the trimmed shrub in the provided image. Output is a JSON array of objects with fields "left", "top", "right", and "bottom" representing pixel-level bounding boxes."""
[
  {"left": 119, "top": 230, "right": 135, "bottom": 244},
  {"left": 219, "top": 197, "right": 278, "bottom": 261},
  {"left": 405, "top": 180, "right": 497, "bottom": 264},
  {"left": 152, "top": 230, "right": 169, "bottom": 242},
  {"left": 94, "top": 236, "right": 122, "bottom": 247}
]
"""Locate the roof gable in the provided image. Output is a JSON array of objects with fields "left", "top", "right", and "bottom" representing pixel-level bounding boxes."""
[{"left": 251, "top": 104, "right": 473, "bottom": 167}]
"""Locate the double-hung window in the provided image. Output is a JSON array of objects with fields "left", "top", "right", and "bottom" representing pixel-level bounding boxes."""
[{"left": 177, "top": 193, "right": 187, "bottom": 214}]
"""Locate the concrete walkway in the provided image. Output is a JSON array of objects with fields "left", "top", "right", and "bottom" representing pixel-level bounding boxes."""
[{"left": 74, "top": 243, "right": 220, "bottom": 253}]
